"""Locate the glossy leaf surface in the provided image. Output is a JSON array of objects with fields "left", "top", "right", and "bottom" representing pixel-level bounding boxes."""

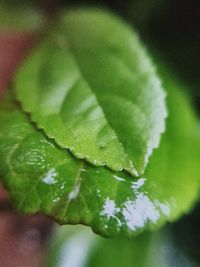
[
  {"left": 15, "top": 9, "right": 167, "bottom": 175},
  {"left": 0, "top": 72, "right": 199, "bottom": 237}
]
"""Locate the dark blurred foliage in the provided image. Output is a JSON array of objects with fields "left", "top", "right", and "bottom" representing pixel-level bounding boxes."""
[
  {"left": 147, "top": 1, "right": 200, "bottom": 101},
  {"left": 171, "top": 203, "right": 200, "bottom": 264}
]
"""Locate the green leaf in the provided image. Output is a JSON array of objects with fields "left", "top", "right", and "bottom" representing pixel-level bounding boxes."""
[
  {"left": 0, "top": 69, "right": 199, "bottom": 237},
  {"left": 15, "top": 9, "right": 167, "bottom": 175},
  {"left": 45, "top": 224, "right": 199, "bottom": 267}
]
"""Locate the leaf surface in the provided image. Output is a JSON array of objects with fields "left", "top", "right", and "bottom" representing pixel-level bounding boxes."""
[
  {"left": 0, "top": 72, "right": 199, "bottom": 237},
  {"left": 15, "top": 9, "right": 167, "bottom": 175}
]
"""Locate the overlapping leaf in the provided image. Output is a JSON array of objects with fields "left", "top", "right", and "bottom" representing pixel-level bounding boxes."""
[
  {"left": 0, "top": 69, "right": 199, "bottom": 237},
  {"left": 15, "top": 9, "right": 167, "bottom": 175}
]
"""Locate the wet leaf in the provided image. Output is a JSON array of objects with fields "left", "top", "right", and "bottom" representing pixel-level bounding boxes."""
[{"left": 0, "top": 69, "right": 199, "bottom": 237}]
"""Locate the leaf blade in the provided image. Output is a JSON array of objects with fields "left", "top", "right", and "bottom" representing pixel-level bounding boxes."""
[
  {"left": 1, "top": 70, "right": 199, "bottom": 237},
  {"left": 15, "top": 9, "right": 167, "bottom": 175},
  {"left": 58, "top": 9, "right": 167, "bottom": 173}
]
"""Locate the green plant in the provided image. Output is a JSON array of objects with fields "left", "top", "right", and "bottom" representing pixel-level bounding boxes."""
[{"left": 0, "top": 2, "right": 199, "bottom": 266}]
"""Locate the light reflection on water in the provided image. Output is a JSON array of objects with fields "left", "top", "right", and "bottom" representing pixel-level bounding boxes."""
[{"left": 99, "top": 177, "right": 171, "bottom": 231}]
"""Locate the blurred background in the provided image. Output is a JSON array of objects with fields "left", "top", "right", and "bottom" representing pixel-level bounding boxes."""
[{"left": 0, "top": 0, "right": 199, "bottom": 266}]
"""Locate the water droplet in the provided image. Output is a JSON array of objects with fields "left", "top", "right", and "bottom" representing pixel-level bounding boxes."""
[
  {"left": 98, "top": 141, "right": 106, "bottom": 149},
  {"left": 113, "top": 175, "right": 125, "bottom": 182},
  {"left": 61, "top": 185, "right": 64, "bottom": 190},
  {"left": 68, "top": 183, "right": 81, "bottom": 200},
  {"left": 42, "top": 169, "right": 57, "bottom": 185},
  {"left": 53, "top": 197, "right": 60, "bottom": 203}
]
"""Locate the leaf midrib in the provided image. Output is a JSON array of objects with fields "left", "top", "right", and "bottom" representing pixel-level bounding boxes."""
[{"left": 55, "top": 38, "right": 137, "bottom": 175}]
